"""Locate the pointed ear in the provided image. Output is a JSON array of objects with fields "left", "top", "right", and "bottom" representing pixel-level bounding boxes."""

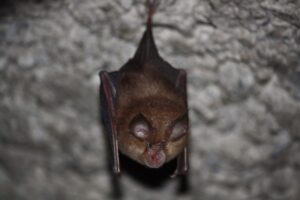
[
  {"left": 175, "top": 69, "right": 187, "bottom": 95},
  {"left": 99, "top": 71, "right": 120, "bottom": 174}
]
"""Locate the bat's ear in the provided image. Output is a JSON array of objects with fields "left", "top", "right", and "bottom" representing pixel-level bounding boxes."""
[
  {"left": 175, "top": 70, "right": 187, "bottom": 97},
  {"left": 172, "top": 70, "right": 189, "bottom": 178}
]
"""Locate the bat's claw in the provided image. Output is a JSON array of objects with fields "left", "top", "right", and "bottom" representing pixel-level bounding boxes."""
[
  {"left": 113, "top": 166, "right": 121, "bottom": 176},
  {"left": 171, "top": 167, "right": 188, "bottom": 178}
]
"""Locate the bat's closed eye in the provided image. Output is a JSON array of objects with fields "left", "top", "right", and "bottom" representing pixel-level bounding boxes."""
[
  {"left": 169, "top": 114, "right": 188, "bottom": 141},
  {"left": 129, "top": 114, "right": 151, "bottom": 140},
  {"left": 170, "top": 122, "right": 187, "bottom": 141}
]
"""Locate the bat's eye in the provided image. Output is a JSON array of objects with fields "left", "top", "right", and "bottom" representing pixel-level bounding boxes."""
[
  {"left": 130, "top": 114, "right": 151, "bottom": 140},
  {"left": 170, "top": 121, "right": 187, "bottom": 140},
  {"left": 132, "top": 122, "right": 149, "bottom": 139},
  {"left": 170, "top": 114, "right": 188, "bottom": 141}
]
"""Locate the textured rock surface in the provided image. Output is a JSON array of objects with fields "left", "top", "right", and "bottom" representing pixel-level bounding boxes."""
[{"left": 0, "top": 0, "right": 300, "bottom": 199}]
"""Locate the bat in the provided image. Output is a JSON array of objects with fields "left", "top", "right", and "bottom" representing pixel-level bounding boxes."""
[{"left": 99, "top": 0, "right": 189, "bottom": 177}]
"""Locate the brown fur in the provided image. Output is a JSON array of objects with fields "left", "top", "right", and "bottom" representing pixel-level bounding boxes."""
[
  {"left": 100, "top": 0, "right": 189, "bottom": 174},
  {"left": 115, "top": 66, "right": 188, "bottom": 166}
]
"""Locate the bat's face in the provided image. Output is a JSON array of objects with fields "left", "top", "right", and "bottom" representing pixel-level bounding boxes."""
[{"left": 116, "top": 99, "right": 188, "bottom": 168}]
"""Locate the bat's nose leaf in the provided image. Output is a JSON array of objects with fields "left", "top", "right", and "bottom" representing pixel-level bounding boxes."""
[{"left": 145, "top": 147, "right": 166, "bottom": 168}]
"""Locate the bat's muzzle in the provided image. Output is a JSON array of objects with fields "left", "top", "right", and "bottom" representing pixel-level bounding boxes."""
[{"left": 144, "top": 144, "right": 166, "bottom": 168}]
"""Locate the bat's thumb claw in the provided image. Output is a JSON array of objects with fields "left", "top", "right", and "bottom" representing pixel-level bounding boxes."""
[
  {"left": 170, "top": 168, "right": 188, "bottom": 178},
  {"left": 112, "top": 164, "right": 121, "bottom": 176},
  {"left": 170, "top": 172, "right": 178, "bottom": 178}
]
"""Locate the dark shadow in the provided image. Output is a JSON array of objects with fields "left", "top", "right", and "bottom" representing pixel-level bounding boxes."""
[
  {"left": 0, "top": 0, "right": 16, "bottom": 19},
  {"left": 120, "top": 153, "right": 190, "bottom": 194},
  {"left": 120, "top": 153, "right": 175, "bottom": 188},
  {"left": 0, "top": 0, "right": 59, "bottom": 19},
  {"left": 176, "top": 173, "right": 189, "bottom": 194}
]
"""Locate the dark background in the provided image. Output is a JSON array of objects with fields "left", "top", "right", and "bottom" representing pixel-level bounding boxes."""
[{"left": 0, "top": 0, "right": 299, "bottom": 199}]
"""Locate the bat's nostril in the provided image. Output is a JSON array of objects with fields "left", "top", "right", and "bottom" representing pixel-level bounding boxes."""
[{"left": 145, "top": 148, "right": 166, "bottom": 168}]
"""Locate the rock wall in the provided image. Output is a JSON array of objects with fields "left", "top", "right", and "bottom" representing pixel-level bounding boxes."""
[{"left": 0, "top": 0, "right": 299, "bottom": 200}]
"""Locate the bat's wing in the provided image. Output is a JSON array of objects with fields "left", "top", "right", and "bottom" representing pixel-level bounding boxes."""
[
  {"left": 99, "top": 71, "right": 120, "bottom": 174},
  {"left": 171, "top": 146, "right": 188, "bottom": 178},
  {"left": 173, "top": 69, "right": 189, "bottom": 177}
]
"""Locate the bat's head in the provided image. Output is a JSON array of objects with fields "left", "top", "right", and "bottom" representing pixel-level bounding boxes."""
[{"left": 117, "top": 99, "right": 188, "bottom": 168}]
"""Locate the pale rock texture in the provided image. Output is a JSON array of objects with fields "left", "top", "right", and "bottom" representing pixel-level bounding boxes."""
[{"left": 0, "top": 0, "right": 299, "bottom": 200}]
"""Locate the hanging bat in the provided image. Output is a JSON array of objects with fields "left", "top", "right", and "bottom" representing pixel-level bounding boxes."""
[{"left": 99, "top": 0, "right": 189, "bottom": 177}]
